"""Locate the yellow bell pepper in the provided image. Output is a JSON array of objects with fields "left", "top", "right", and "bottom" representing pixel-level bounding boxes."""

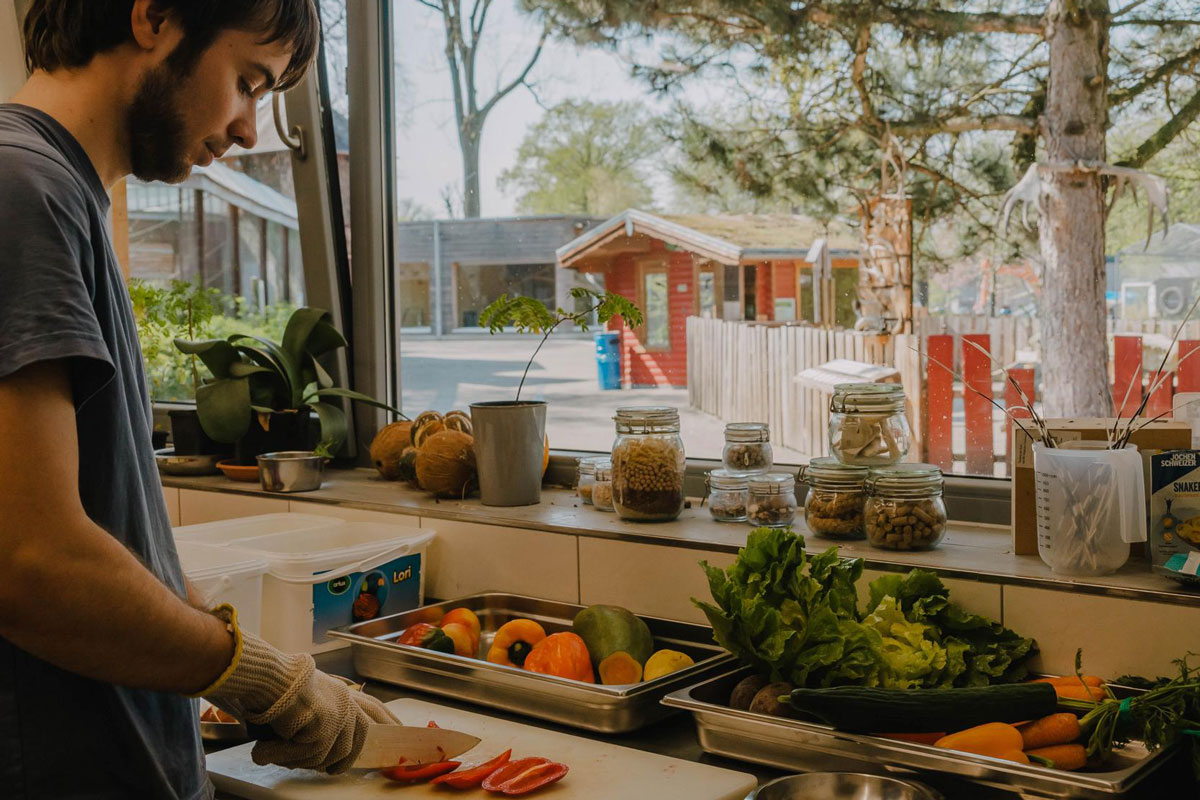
[{"left": 486, "top": 619, "right": 546, "bottom": 668}]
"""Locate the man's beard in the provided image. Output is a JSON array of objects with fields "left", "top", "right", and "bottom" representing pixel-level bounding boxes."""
[{"left": 126, "top": 58, "right": 193, "bottom": 184}]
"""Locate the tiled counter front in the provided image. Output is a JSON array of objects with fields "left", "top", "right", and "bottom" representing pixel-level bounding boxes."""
[{"left": 173, "top": 486, "right": 1200, "bottom": 682}]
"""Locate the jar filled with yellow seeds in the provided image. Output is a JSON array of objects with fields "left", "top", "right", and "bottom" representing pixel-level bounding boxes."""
[
  {"left": 801, "top": 457, "right": 868, "bottom": 541},
  {"left": 611, "top": 406, "right": 686, "bottom": 522}
]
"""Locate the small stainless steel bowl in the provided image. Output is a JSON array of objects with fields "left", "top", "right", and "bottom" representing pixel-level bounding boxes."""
[
  {"left": 257, "top": 451, "right": 325, "bottom": 493},
  {"left": 754, "top": 773, "right": 942, "bottom": 800}
]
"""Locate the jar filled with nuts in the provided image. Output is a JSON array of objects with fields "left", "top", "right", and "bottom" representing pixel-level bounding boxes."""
[
  {"left": 706, "top": 469, "right": 749, "bottom": 522},
  {"left": 592, "top": 461, "right": 615, "bottom": 512},
  {"left": 747, "top": 473, "right": 798, "bottom": 528},
  {"left": 611, "top": 407, "right": 686, "bottom": 522},
  {"left": 722, "top": 422, "right": 773, "bottom": 475},
  {"left": 800, "top": 457, "right": 868, "bottom": 540},
  {"left": 829, "top": 383, "right": 911, "bottom": 467},
  {"left": 864, "top": 463, "right": 947, "bottom": 551},
  {"left": 576, "top": 455, "right": 608, "bottom": 505}
]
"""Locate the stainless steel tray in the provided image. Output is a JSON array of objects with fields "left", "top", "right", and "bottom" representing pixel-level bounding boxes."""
[
  {"left": 327, "top": 592, "right": 736, "bottom": 733},
  {"left": 663, "top": 668, "right": 1178, "bottom": 799}
]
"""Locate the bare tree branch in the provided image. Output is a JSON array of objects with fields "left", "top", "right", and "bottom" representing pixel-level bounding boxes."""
[
  {"left": 889, "top": 114, "right": 1040, "bottom": 137},
  {"left": 478, "top": 27, "right": 548, "bottom": 120},
  {"left": 1109, "top": 41, "right": 1200, "bottom": 106},
  {"left": 1119, "top": 85, "right": 1200, "bottom": 168}
]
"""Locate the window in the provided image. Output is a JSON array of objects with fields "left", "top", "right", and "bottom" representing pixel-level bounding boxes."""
[{"left": 367, "top": 0, "right": 1200, "bottom": 476}]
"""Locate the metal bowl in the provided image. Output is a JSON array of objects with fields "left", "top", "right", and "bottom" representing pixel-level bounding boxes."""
[
  {"left": 257, "top": 451, "right": 326, "bottom": 492},
  {"left": 154, "top": 448, "right": 223, "bottom": 476},
  {"left": 754, "top": 773, "right": 942, "bottom": 800}
]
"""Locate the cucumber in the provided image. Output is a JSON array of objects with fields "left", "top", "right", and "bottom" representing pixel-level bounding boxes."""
[{"left": 786, "top": 683, "right": 1058, "bottom": 733}]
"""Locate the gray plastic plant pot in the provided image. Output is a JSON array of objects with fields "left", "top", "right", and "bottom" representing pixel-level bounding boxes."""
[{"left": 470, "top": 401, "right": 547, "bottom": 506}]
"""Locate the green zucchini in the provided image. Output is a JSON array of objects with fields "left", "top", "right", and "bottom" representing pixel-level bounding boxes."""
[{"left": 786, "top": 683, "right": 1057, "bottom": 733}]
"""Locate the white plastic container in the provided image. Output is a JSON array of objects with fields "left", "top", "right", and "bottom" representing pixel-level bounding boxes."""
[
  {"left": 1033, "top": 441, "right": 1147, "bottom": 576},
  {"left": 173, "top": 513, "right": 333, "bottom": 545},
  {"left": 175, "top": 541, "right": 268, "bottom": 636}
]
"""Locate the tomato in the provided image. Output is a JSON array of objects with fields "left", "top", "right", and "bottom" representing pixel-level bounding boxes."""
[
  {"left": 381, "top": 760, "right": 460, "bottom": 783},
  {"left": 431, "top": 749, "right": 512, "bottom": 789},
  {"left": 482, "top": 757, "right": 568, "bottom": 795},
  {"left": 396, "top": 622, "right": 439, "bottom": 647}
]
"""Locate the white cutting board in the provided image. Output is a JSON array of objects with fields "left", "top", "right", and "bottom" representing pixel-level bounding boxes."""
[{"left": 207, "top": 698, "right": 756, "bottom": 800}]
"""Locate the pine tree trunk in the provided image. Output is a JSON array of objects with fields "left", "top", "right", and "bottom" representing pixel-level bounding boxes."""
[
  {"left": 461, "top": 125, "right": 482, "bottom": 218},
  {"left": 1039, "top": 0, "right": 1111, "bottom": 418}
]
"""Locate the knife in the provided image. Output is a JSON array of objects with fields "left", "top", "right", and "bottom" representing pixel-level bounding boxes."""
[{"left": 246, "top": 722, "right": 481, "bottom": 769}]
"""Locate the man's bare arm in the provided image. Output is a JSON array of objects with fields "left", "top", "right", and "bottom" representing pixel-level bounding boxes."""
[{"left": 0, "top": 361, "right": 234, "bottom": 693}]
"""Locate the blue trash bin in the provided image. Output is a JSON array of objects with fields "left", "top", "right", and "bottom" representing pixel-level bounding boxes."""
[{"left": 594, "top": 331, "right": 622, "bottom": 390}]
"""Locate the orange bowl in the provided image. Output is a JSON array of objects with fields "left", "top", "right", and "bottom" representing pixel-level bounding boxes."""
[{"left": 216, "top": 460, "right": 260, "bottom": 482}]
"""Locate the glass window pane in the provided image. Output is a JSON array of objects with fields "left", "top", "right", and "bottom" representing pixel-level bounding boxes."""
[{"left": 645, "top": 273, "right": 669, "bottom": 348}]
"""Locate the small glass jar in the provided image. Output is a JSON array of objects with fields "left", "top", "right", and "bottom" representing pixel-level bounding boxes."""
[
  {"left": 592, "top": 462, "right": 615, "bottom": 512},
  {"left": 747, "top": 472, "right": 798, "bottom": 528},
  {"left": 722, "top": 422, "right": 773, "bottom": 475},
  {"left": 576, "top": 456, "right": 608, "bottom": 505},
  {"left": 801, "top": 457, "right": 869, "bottom": 540},
  {"left": 829, "top": 383, "right": 911, "bottom": 467},
  {"left": 611, "top": 406, "right": 686, "bottom": 522},
  {"left": 706, "top": 469, "right": 749, "bottom": 522},
  {"left": 864, "top": 463, "right": 947, "bottom": 551}
]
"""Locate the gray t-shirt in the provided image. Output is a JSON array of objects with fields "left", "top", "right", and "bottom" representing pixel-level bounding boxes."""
[{"left": 0, "top": 104, "right": 211, "bottom": 799}]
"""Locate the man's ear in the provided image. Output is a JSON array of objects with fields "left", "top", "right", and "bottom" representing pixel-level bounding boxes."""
[{"left": 129, "top": 0, "right": 176, "bottom": 52}]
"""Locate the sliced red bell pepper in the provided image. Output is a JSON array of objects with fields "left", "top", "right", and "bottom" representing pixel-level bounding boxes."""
[
  {"left": 427, "top": 720, "right": 439, "bottom": 728},
  {"left": 482, "top": 757, "right": 568, "bottom": 795},
  {"left": 381, "top": 760, "right": 460, "bottom": 783},
  {"left": 431, "top": 749, "right": 513, "bottom": 789}
]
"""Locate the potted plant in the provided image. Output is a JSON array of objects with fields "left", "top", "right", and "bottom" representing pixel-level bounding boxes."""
[
  {"left": 130, "top": 279, "right": 230, "bottom": 456},
  {"left": 175, "top": 307, "right": 397, "bottom": 464},
  {"left": 474, "top": 288, "right": 642, "bottom": 506}
]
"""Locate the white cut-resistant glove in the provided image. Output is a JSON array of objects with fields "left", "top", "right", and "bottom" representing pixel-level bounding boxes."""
[{"left": 198, "top": 605, "right": 398, "bottom": 774}]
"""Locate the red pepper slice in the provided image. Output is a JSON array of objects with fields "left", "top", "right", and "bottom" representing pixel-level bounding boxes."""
[
  {"left": 427, "top": 720, "right": 439, "bottom": 728},
  {"left": 482, "top": 757, "right": 568, "bottom": 795},
  {"left": 431, "top": 749, "right": 513, "bottom": 789},
  {"left": 381, "top": 760, "right": 460, "bottom": 783},
  {"left": 481, "top": 758, "right": 549, "bottom": 792}
]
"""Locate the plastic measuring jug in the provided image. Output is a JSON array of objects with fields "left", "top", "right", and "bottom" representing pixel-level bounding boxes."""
[{"left": 1033, "top": 441, "right": 1146, "bottom": 576}]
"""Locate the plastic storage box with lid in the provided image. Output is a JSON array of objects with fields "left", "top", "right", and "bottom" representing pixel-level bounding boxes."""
[
  {"left": 173, "top": 515, "right": 434, "bottom": 654},
  {"left": 175, "top": 540, "right": 268, "bottom": 636}
]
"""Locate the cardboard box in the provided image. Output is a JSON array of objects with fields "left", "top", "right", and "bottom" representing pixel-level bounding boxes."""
[
  {"left": 1011, "top": 418, "right": 1192, "bottom": 556},
  {"left": 1149, "top": 450, "right": 1200, "bottom": 572}
]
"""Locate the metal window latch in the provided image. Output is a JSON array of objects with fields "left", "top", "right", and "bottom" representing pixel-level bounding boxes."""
[{"left": 272, "top": 94, "right": 307, "bottom": 161}]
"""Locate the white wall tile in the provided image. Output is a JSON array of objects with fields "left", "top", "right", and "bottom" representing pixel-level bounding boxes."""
[
  {"left": 178, "top": 489, "right": 289, "bottom": 525},
  {"left": 423, "top": 520, "right": 578, "bottom": 603},
  {"left": 161, "top": 486, "right": 180, "bottom": 527},
  {"left": 1004, "top": 586, "right": 1200, "bottom": 679},
  {"left": 286, "top": 501, "right": 422, "bottom": 527},
  {"left": 579, "top": 538, "right": 735, "bottom": 624}
]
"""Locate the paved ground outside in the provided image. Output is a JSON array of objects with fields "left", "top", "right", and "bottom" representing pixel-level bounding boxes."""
[{"left": 399, "top": 334, "right": 808, "bottom": 463}]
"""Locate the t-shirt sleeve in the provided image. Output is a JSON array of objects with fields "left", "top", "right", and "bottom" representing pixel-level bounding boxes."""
[{"left": 0, "top": 145, "right": 114, "bottom": 405}]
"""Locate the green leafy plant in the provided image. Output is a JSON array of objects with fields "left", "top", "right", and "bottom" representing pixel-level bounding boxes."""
[
  {"left": 129, "top": 279, "right": 224, "bottom": 400},
  {"left": 478, "top": 287, "right": 643, "bottom": 402},
  {"left": 174, "top": 307, "right": 398, "bottom": 452}
]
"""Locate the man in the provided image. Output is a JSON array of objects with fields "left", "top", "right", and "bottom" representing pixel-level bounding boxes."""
[{"left": 0, "top": 2, "right": 398, "bottom": 797}]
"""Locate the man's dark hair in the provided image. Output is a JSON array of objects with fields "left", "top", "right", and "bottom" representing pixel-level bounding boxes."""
[{"left": 22, "top": 0, "right": 320, "bottom": 91}]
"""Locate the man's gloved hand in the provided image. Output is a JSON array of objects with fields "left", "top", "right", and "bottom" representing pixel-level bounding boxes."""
[{"left": 198, "top": 605, "right": 398, "bottom": 774}]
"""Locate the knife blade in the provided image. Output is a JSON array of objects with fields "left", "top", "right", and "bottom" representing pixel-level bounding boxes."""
[
  {"left": 352, "top": 723, "right": 481, "bottom": 769},
  {"left": 245, "top": 723, "right": 481, "bottom": 769}
]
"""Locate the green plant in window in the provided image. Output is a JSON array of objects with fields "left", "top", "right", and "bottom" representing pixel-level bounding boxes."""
[
  {"left": 129, "top": 279, "right": 224, "bottom": 401},
  {"left": 478, "top": 287, "right": 643, "bottom": 401},
  {"left": 174, "top": 307, "right": 400, "bottom": 451}
]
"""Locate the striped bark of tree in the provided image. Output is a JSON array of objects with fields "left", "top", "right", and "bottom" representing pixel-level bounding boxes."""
[{"left": 1039, "top": 0, "right": 1111, "bottom": 418}]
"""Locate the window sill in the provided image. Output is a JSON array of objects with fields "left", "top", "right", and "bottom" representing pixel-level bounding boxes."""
[{"left": 161, "top": 468, "right": 1200, "bottom": 609}]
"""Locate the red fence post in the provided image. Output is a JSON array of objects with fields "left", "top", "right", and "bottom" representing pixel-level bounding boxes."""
[
  {"left": 1005, "top": 367, "right": 1036, "bottom": 467},
  {"left": 926, "top": 335, "right": 954, "bottom": 470},
  {"left": 1146, "top": 370, "right": 1174, "bottom": 419},
  {"left": 1178, "top": 340, "right": 1200, "bottom": 393},
  {"left": 1112, "top": 335, "right": 1143, "bottom": 418},
  {"left": 962, "top": 334, "right": 994, "bottom": 475}
]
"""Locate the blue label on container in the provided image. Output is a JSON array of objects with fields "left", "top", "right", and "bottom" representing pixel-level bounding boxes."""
[{"left": 312, "top": 554, "right": 422, "bottom": 644}]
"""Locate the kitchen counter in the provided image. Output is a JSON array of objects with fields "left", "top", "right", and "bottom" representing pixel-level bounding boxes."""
[{"left": 207, "top": 650, "right": 1192, "bottom": 800}]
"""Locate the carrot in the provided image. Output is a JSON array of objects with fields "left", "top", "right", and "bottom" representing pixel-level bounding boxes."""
[
  {"left": 935, "top": 723, "right": 1025, "bottom": 758},
  {"left": 1018, "top": 713, "right": 1081, "bottom": 750},
  {"left": 1053, "top": 683, "right": 1108, "bottom": 703},
  {"left": 876, "top": 732, "right": 946, "bottom": 746},
  {"left": 1031, "top": 675, "right": 1106, "bottom": 689},
  {"left": 1027, "top": 743, "right": 1088, "bottom": 771}
]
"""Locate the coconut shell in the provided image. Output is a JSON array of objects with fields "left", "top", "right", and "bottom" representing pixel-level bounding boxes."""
[
  {"left": 397, "top": 446, "right": 419, "bottom": 484},
  {"left": 416, "top": 430, "right": 477, "bottom": 497},
  {"left": 410, "top": 410, "right": 444, "bottom": 444},
  {"left": 369, "top": 421, "right": 414, "bottom": 480},
  {"left": 443, "top": 409, "right": 473, "bottom": 436}
]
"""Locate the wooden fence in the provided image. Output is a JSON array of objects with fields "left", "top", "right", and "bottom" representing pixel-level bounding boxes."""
[{"left": 687, "top": 315, "right": 1200, "bottom": 474}]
